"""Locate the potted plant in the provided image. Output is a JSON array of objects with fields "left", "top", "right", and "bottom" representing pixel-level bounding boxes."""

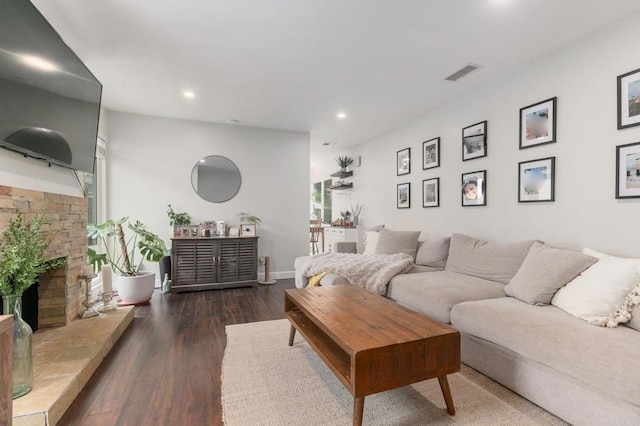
[
  {"left": 0, "top": 212, "right": 65, "bottom": 398},
  {"left": 238, "top": 212, "right": 261, "bottom": 225},
  {"left": 87, "top": 217, "right": 167, "bottom": 304},
  {"left": 167, "top": 204, "right": 191, "bottom": 226},
  {"left": 336, "top": 155, "right": 354, "bottom": 172}
]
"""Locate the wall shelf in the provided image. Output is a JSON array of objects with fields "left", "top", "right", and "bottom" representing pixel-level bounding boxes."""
[{"left": 330, "top": 170, "right": 353, "bottom": 178}]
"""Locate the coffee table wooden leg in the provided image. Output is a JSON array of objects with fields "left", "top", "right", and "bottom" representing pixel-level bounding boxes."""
[
  {"left": 438, "top": 375, "right": 455, "bottom": 415},
  {"left": 353, "top": 397, "right": 364, "bottom": 426},
  {"left": 288, "top": 325, "right": 296, "bottom": 346}
]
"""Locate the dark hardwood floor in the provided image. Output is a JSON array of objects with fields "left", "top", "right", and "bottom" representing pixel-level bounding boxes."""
[{"left": 59, "top": 279, "right": 296, "bottom": 426}]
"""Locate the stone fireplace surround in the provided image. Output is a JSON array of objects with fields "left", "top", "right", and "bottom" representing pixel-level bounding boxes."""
[{"left": 0, "top": 185, "right": 87, "bottom": 326}]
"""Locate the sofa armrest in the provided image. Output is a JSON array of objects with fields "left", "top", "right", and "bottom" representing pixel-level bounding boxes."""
[{"left": 334, "top": 241, "right": 357, "bottom": 253}]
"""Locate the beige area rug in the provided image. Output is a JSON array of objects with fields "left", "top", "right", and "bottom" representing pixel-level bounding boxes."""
[{"left": 222, "top": 319, "right": 567, "bottom": 426}]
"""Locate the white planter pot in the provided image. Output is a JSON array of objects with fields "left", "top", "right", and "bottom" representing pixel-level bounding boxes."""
[{"left": 117, "top": 272, "right": 155, "bottom": 304}]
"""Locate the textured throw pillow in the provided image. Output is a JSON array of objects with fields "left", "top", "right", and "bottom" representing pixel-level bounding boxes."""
[
  {"left": 375, "top": 228, "right": 420, "bottom": 260},
  {"left": 444, "top": 233, "right": 536, "bottom": 284},
  {"left": 356, "top": 225, "right": 384, "bottom": 254},
  {"left": 628, "top": 301, "right": 640, "bottom": 332},
  {"left": 362, "top": 231, "right": 380, "bottom": 255},
  {"left": 415, "top": 237, "right": 451, "bottom": 270},
  {"left": 505, "top": 242, "right": 598, "bottom": 305},
  {"left": 552, "top": 248, "right": 640, "bottom": 327}
]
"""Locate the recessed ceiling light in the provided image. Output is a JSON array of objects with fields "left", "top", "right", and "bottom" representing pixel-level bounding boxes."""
[
  {"left": 20, "top": 55, "right": 58, "bottom": 72},
  {"left": 337, "top": 112, "right": 346, "bottom": 119},
  {"left": 183, "top": 91, "right": 195, "bottom": 98}
]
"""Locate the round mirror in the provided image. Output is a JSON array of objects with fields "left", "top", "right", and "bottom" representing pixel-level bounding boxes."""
[{"left": 191, "top": 155, "right": 241, "bottom": 203}]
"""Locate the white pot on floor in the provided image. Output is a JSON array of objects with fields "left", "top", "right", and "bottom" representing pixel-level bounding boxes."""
[{"left": 117, "top": 272, "right": 155, "bottom": 304}]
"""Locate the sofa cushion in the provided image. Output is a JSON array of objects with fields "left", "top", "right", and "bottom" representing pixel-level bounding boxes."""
[
  {"left": 505, "top": 242, "right": 597, "bottom": 305},
  {"left": 356, "top": 225, "right": 384, "bottom": 254},
  {"left": 552, "top": 248, "right": 640, "bottom": 327},
  {"left": 375, "top": 228, "right": 420, "bottom": 259},
  {"left": 362, "top": 231, "right": 380, "bottom": 255},
  {"left": 444, "top": 233, "right": 536, "bottom": 284},
  {"left": 415, "top": 237, "right": 450, "bottom": 270},
  {"left": 387, "top": 271, "right": 506, "bottom": 323},
  {"left": 451, "top": 297, "right": 640, "bottom": 408}
]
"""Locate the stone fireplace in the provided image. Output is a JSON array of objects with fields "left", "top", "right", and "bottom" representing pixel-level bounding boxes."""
[{"left": 0, "top": 185, "right": 88, "bottom": 327}]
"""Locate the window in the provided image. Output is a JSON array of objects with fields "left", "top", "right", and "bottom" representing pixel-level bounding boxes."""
[{"left": 86, "top": 137, "right": 106, "bottom": 246}]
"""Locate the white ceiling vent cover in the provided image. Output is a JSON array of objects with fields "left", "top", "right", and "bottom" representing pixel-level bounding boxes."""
[{"left": 445, "top": 64, "right": 482, "bottom": 82}]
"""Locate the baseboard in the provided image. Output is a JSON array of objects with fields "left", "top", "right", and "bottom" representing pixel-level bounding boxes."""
[{"left": 258, "top": 270, "right": 294, "bottom": 280}]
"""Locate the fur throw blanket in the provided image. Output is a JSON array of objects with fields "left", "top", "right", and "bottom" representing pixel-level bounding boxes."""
[{"left": 297, "top": 252, "right": 415, "bottom": 295}]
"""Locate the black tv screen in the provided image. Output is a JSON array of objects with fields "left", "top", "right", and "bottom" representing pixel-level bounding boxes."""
[{"left": 0, "top": 0, "right": 102, "bottom": 174}]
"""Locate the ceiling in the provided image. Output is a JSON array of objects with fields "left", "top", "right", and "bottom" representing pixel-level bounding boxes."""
[{"left": 31, "top": 0, "right": 640, "bottom": 149}]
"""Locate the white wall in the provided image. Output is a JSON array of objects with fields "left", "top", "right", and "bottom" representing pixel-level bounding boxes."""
[
  {"left": 107, "top": 111, "right": 310, "bottom": 278},
  {"left": 318, "top": 13, "right": 640, "bottom": 257}
]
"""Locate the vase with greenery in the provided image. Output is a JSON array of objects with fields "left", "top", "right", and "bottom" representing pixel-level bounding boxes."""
[
  {"left": 167, "top": 204, "right": 191, "bottom": 226},
  {"left": 238, "top": 212, "right": 262, "bottom": 225},
  {"left": 336, "top": 155, "right": 354, "bottom": 172},
  {"left": 0, "top": 212, "right": 65, "bottom": 399}
]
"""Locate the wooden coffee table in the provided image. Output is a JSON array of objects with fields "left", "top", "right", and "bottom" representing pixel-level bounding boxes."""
[{"left": 285, "top": 285, "right": 460, "bottom": 426}]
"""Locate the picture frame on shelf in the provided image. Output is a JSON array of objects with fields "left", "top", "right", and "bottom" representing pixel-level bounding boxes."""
[
  {"left": 462, "top": 121, "right": 487, "bottom": 161},
  {"left": 520, "top": 97, "right": 557, "bottom": 149},
  {"left": 240, "top": 224, "right": 257, "bottom": 237},
  {"left": 518, "top": 157, "right": 556, "bottom": 203},
  {"left": 173, "top": 225, "right": 188, "bottom": 238},
  {"left": 189, "top": 225, "right": 200, "bottom": 237},
  {"left": 203, "top": 221, "right": 216, "bottom": 233},
  {"left": 228, "top": 227, "right": 239, "bottom": 237},
  {"left": 422, "top": 178, "right": 439, "bottom": 208},
  {"left": 616, "top": 142, "right": 640, "bottom": 198},
  {"left": 397, "top": 148, "right": 411, "bottom": 175},
  {"left": 461, "top": 170, "right": 486, "bottom": 207},
  {"left": 216, "top": 220, "right": 226, "bottom": 236},
  {"left": 397, "top": 182, "right": 411, "bottom": 209},
  {"left": 617, "top": 67, "right": 640, "bottom": 130},
  {"left": 422, "top": 137, "right": 440, "bottom": 169}
]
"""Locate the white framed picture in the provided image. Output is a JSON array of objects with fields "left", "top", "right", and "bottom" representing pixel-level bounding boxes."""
[{"left": 240, "top": 224, "right": 256, "bottom": 237}]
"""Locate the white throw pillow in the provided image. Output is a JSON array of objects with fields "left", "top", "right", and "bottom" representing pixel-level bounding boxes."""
[
  {"left": 551, "top": 248, "right": 640, "bottom": 327},
  {"left": 362, "top": 231, "right": 380, "bottom": 255}
]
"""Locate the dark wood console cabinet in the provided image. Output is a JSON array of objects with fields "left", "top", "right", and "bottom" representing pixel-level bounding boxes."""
[{"left": 170, "top": 237, "right": 258, "bottom": 293}]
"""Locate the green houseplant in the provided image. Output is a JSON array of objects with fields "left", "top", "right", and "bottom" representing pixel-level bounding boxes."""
[
  {"left": 238, "top": 212, "right": 262, "bottom": 225},
  {"left": 336, "top": 155, "right": 354, "bottom": 172},
  {"left": 87, "top": 217, "right": 167, "bottom": 304},
  {"left": 166, "top": 204, "right": 191, "bottom": 226},
  {"left": 0, "top": 212, "right": 65, "bottom": 398}
]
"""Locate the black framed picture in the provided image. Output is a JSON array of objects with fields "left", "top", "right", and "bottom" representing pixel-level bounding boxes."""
[
  {"left": 520, "top": 97, "right": 557, "bottom": 149},
  {"left": 397, "top": 148, "right": 410, "bottom": 175},
  {"left": 462, "top": 121, "right": 487, "bottom": 161},
  {"left": 617, "top": 68, "right": 640, "bottom": 130},
  {"left": 397, "top": 183, "right": 411, "bottom": 208},
  {"left": 422, "top": 178, "right": 439, "bottom": 208},
  {"left": 422, "top": 137, "right": 440, "bottom": 169},
  {"left": 518, "top": 157, "right": 555, "bottom": 202},
  {"left": 616, "top": 142, "right": 640, "bottom": 198},
  {"left": 461, "top": 170, "right": 486, "bottom": 207}
]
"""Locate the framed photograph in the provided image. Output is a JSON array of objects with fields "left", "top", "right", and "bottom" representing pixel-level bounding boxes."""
[
  {"left": 520, "top": 97, "right": 557, "bottom": 149},
  {"left": 173, "top": 226, "right": 186, "bottom": 238},
  {"left": 240, "top": 223, "right": 256, "bottom": 237},
  {"left": 461, "top": 170, "right": 486, "bottom": 207},
  {"left": 203, "top": 221, "right": 216, "bottom": 232},
  {"left": 216, "top": 220, "right": 226, "bottom": 236},
  {"left": 397, "top": 148, "right": 411, "bottom": 175},
  {"left": 422, "top": 137, "right": 440, "bottom": 169},
  {"left": 422, "top": 178, "right": 439, "bottom": 208},
  {"left": 189, "top": 225, "right": 200, "bottom": 237},
  {"left": 228, "top": 227, "right": 239, "bottom": 237},
  {"left": 616, "top": 142, "right": 640, "bottom": 198},
  {"left": 397, "top": 183, "right": 411, "bottom": 209},
  {"left": 518, "top": 157, "right": 556, "bottom": 202},
  {"left": 462, "top": 121, "right": 487, "bottom": 161},
  {"left": 617, "top": 68, "right": 640, "bottom": 129}
]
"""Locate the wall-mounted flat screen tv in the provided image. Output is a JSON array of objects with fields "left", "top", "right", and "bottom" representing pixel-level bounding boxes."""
[{"left": 0, "top": 0, "right": 102, "bottom": 174}]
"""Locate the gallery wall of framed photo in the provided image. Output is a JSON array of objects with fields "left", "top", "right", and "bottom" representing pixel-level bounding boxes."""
[{"left": 346, "top": 13, "right": 640, "bottom": 256}]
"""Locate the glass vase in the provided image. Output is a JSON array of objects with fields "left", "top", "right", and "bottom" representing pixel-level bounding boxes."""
[{"left": 3, "top": 295, "right": 33, "bottom": 398}]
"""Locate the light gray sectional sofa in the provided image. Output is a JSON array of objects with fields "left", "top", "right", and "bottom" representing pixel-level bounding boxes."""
[{"left": 294, "top": 232, "right": 640, "bottom": 425}]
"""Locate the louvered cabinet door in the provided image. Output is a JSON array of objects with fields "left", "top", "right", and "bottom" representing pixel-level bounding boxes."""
[
  {"left": 172, "top": 239, "right": 197, "bottom": 286},
  {"left": 218, "top": 237, "right": 258, "bottom": 283}
]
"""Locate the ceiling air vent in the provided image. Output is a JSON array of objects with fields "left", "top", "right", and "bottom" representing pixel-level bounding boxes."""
[{"left": 445, "top": 63, "right": 482, "bottom": 82}]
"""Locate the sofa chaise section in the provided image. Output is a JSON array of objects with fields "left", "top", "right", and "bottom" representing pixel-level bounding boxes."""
[{"left": 451, "top": 297, "right": 640, "bottom": 425}]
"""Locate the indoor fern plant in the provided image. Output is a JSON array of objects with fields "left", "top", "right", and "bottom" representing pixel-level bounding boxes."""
[
  {"left": 0, "top": 212, "right": 65, "bottom": 297},
  {"left": 87, "top": 217, "right": 167, "bottom": 275}
]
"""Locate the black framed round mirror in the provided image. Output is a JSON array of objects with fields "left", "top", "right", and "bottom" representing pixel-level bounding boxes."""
[{"left": 191, "top": 155, "right": 241, "bottom": 203}]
